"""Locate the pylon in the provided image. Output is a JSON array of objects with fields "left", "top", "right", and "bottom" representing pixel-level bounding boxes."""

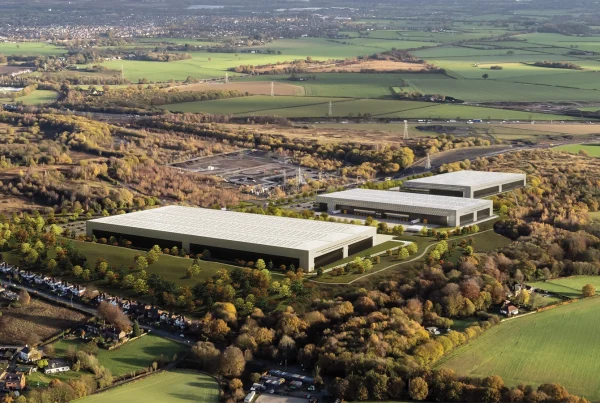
[
  {"left": 328, "top": 102, "right": 333, "bottom": 117},
  {"left": 403, "top": 120, "right": 409, "bottom": 140},
  {"left": 271, "top": 82, "right": 275, "bottom": 97},
  {"left": 425, "top": 153, "right": 432, "bottom": 170}
]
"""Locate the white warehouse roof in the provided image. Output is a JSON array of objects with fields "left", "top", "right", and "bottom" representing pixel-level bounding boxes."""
[
  {"left": 406, "top": 170, "right": 525, "bottom": 187},
  {"left": 317, "top": 188, "right": 490, "bottom": 212},
  {"left": 87, "top": 205, "right": 373, "bottom": 252}
]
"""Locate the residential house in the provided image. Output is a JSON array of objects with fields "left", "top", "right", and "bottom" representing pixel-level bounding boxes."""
[
  {"left": 500, "top": 305, "right": 519, "bottom": 316},
  {"left": 2, "top": 372, "right": 25, "bottom": 391},
  {"left": 44, "top": 360, "right": 70, "bottom": 374},
  {"left": 19, "top": 346, "right": 40, "bottom": 362}
]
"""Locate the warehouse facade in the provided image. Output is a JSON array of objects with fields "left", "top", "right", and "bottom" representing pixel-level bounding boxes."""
[
  {"left": 86, "top": 206, "right": 376, "bottom": 272},
  {"left": 316, "top": 189, "right": 493, "bottom": 227},
  {"left": 403, "top": 170, "right": 526, "bottom": 198}
]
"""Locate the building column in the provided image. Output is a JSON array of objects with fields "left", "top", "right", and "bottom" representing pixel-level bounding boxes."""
[{"left": 343, "top": 245, "right": 349, "bottom": 258}]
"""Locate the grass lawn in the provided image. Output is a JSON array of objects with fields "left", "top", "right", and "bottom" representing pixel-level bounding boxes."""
[
  {"left": 29, "top": 369, "right": 83, "bottom": 388},
  {"left": 76, "top": 369, "right": 219, "bottom": 403},
  {"left": 527, "top": 275, "right": 600, "bottom": 299},
  {"left": 0, "top": 42, "right": 65, "bottom": 56},
  {"left": 553, "top": 143, "right": 600, "bottom": 157},
  {"left": 57, "top": 239, "right": 238, "bottom": 286},
  {"left": 18, "top": 90, "right": 59, "bottom": 105},
  {"left": 437, "top": 296, "right": 600, "bottom": 401},
  {"left": 53, "top": 334, "right": 188, "bottom": 377},
  {"left": 0, "top": 297, "right": 88, "bottom": 345}
]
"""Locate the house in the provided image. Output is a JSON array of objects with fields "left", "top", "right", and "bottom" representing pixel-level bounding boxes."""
[
  {"left": 2, "top": 372, "right": 25, "bottom": 390},
  {"left": 44, "top": 360, "right": 70, "bottom": 374},
  {"left": 19, "top": 346, "right": 39, "bottom": 362},
  {"left": 426, "top": 327, "right": 441, "bottom": 335},
  {"left": 500, "top": 305, "right": 519, "bottom": 316}
]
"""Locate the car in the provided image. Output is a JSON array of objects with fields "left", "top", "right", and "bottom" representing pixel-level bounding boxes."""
[
  {"left": 269, "top": 389, "right": 275, "bottom": 394},
  {"left": 179, "top": 334, "right": 185, "bottom": 338}
]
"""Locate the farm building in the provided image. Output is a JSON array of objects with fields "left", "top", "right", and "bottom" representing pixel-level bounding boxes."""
[
  {"left": 315, "top": 189, "right": 492, "bottom": 227},
  {"left": 403, "top": 170, "right": 526, "bottom": 198},
  {"left": 86, "top": 206, "right": 376, "bottom": 272}
]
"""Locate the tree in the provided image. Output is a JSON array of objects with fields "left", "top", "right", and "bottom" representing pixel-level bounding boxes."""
[
  {"left": 218, "top": 346, "right": 246, "bottom": 377},
  {"left": 583, "top": 284, "right": 596, "bottom": 297},
  {"left": 133, "top": 320, "right": 141, "bottom": 337},
  {"left": 191, "top": 342, "right": 220, "bottom": 372},
  {"left": 482, "top": 74, "right": 489, "bottom": 79},
  {"left": 316, "top": 267, "right": 324, "bottom": 277},
  {"left": 133, "top": 279, "right": 148, "bottom": 294},
  {"left": 135, "top": 256, "right": 148, "bottom": 271},
  {"left": 409, "top": 377, "right": 429, "bottom": 401},
  {"left": 19, "top": 289, "right": 31, "bottom": 305},
  {"left": 255, "top": 259, "right": 266, "bottom": 270},
  {"left": 97, "top": 301, "right": 132, "bottom": 332},
  {"left": 398, "top": 248, "right": 410, "bottom": 260}
]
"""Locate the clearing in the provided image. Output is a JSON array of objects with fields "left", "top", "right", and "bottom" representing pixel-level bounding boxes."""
[
  {"left": 437, "top": 296, "right": 600, "bottom": 401},
  {"left": 553, "top": 143, "right": 600, "bottom": 157},
  {"left": 53, "top": 334, "right": 188, "bottom": 377},
  {"left": 76, "top": 369, "right": 219, "bottom": 403},
  {"left": 0, "top": 297, "right": 88, "bottom": 345},
  {"left": 527, "top": 276, "right": 600, "bottom": 298}
]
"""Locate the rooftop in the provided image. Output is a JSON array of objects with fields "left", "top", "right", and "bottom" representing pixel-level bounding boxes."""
[
  {"left": 88, "top": 206, "right": 373, "bottom": 251},
  {"left": 317, "top": 189, "right": 490, "bottom": 210},
  {"left": 405, "top": 170, "right": 525, "bottom": 187}
]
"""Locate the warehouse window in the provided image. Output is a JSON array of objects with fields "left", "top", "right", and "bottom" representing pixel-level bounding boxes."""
[
  {"left": 473, "top": 186, "right": 500, "bottom": 198},
  {"left": 429, "top": 189, "right": 465, "bottom": 197},
  {"left": 91, "top": 230, "right": 182, "bottom": 250},
  {"left": 477, "top": 208, "right": 491, "bottom": 220},
  {"left": 348, "top": 237, "right": 374, "bottom": 255},
  {"left": 190, "top": 243, "right": 300, "bottom": 271},
  {"left": 459, "top": 213, "right": 475, "bottom": 226},
  {"left": 314, "top": 248, "right": 344, "bottom": 268},
  {"left": 502, "top": 180, "right": 525, "bottom": 191}
]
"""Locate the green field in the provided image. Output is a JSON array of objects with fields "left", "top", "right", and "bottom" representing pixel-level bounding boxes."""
[
  {"left": 58, "top": 239, "right": 238, "bottom": 286},
  {"left": 0, "top": 42, "right": 65, "bottom": 56},
  {"left": 77, "top": 370, "right": 219, "bottom": 403},
  {"left": 163, "top": 95, "right": 575, "bottom": 120},
  {"left": 96, "top": 38, "right": 418, "bottom": 83},
  {"left": 553, "top": 143, "right": 600, "bottom": 157},
  {"left": 527, "top": 276, "right": 600, "bottom": 298},
  {"left": 438, "top": 297, "right": 600, "bottom": 401},
  {"left": 18, "top": 90, "right": 59, "bottom": 105},
  {"left": 54, "top": 334, "right": 188, "bottom": 377}
]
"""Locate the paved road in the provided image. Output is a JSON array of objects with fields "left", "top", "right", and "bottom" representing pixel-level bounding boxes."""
[{"left": 308, "top": 229, "right": 495, "bottom": 285}]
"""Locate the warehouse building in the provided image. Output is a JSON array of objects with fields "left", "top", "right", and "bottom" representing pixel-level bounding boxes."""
[
  {"left": 316, "top": 189, "right": 493, "bottom": 227},
  {"left": 403, "top": 170, "right": 526, "bottom": 198},
  {"left": 86, "top": 206, "right": 376, "bottom": 272}
]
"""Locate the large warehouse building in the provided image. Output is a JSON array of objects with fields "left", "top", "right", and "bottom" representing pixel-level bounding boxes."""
[
  {"left": 86, "top": 206, "right": 376, "bottom": 272},
  {"left": 316, "top": 189, "right": 493, "bottom": 227},
  {"left": 403, "top": 170, "right": 526, "bottom": 198}
]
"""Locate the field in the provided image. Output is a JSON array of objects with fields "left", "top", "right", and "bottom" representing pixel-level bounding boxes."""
[
  {"left": 553, "top": 143, "right": 600, "bottom": 157},
  {"left": 57, "top": 239, "right": 238, "bottom": 286},
  {"left": 0, "top": 42, "right": 65, "bottom": 56},
  {"left": 162, "top": 95, "right": 576, "bottom": 120},
  {"left": 76, "top": 369, "right": 219, "bottom": 403},
  {"left": 437, "top": 297, "right": 600, "bottom": 401},
  {"left": 527, "top": 276, "right": 600, "bottom": 298},
  {"left": 54, "top": 334, "right": 188, "bottom": 377},
  {"left": 0, "top": 89, "right": 59, "bottom": 105},
  {"left": 171, "top": 81, "right": 304, "bottom": 96},
  {"left": 0, "top": 297, "right": 88, "bottom": 344}
]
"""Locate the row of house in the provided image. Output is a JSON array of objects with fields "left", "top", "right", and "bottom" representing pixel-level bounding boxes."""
[{"left": 2, "top": 263, "right": 190, "bottom": 336}]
